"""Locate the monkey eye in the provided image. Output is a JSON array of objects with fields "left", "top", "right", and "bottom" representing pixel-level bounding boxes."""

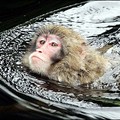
[
  {"left": 51, "top": 42, "right": 58, "bottom": 47},
  {"left": 39, "top": 40, "right": 46, "bottom": 45}
]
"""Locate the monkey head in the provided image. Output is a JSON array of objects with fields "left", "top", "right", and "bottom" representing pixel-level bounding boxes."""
[{"left": 22, "top": 25, "right": 108, "bottom": 86}]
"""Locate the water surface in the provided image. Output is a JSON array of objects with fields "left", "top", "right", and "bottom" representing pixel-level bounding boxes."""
[{"left": 0, "top": 1, "right": 120, "bottom": 119}]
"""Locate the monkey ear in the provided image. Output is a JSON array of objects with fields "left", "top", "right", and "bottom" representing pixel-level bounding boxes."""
[
  {"left": 79, "top": 42, "right": 87, "bottom": 59},
  {"left": 80, "top": 51, "right": 86, "bottom": 58}
]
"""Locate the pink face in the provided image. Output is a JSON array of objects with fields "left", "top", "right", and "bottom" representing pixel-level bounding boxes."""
[{"left": 30, "top": 34, "right": 62, "bottom": 64}]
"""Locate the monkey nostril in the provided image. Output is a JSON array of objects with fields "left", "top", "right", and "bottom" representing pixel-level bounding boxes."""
[
  {"left": 36, "top": 49, "right": 42, "bottom": 53},
  {"left": 38, "top": 50, "right": 42, "bottom": 53}
]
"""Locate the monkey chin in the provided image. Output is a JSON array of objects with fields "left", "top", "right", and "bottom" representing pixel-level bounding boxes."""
[{"left": 29, "top": 56, "right": 50, "bottom": 76}]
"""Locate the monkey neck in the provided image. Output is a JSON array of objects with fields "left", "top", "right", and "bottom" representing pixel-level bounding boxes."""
[{"left": 50, "top": 54, "right": 84, "bottom": 72}]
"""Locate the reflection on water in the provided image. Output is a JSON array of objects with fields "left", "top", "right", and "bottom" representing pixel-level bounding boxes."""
[{"left": 0, "top": 1, "right": 120, "bottom": 119}]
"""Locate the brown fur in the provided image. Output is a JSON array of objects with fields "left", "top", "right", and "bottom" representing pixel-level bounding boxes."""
[{"left": 22, "top": 25, "right": 108, "bottom": 86}]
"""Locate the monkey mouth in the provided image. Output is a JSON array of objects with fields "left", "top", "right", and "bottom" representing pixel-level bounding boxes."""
[
  {"left": 31, "top": 55, "right": 49, "bottom": 63},
  {"left": 32, "top": 56, "right": 44, "bottom": 62}
]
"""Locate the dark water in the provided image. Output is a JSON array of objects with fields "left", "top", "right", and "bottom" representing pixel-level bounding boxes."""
[{"left": 0, "top": 1, "right": 120, "bottom": 119}]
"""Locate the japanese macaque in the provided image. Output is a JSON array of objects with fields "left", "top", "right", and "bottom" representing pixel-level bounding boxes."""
[{"left": 22, "top": 25, "right": 108, "bottom": 86}]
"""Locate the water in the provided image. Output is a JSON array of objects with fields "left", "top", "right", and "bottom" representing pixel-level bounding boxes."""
[{"left": 0, "top": 1, "right": 120, "bottom": 119}]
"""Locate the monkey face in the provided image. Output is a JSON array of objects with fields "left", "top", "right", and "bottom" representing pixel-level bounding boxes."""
[{"left": 27, "top": 34, "right": 63, "bottom": 75}]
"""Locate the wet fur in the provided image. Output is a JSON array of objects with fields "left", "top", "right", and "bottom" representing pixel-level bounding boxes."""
[{"left": 23, "top": 25, "right": 108, "bottom": 86}]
